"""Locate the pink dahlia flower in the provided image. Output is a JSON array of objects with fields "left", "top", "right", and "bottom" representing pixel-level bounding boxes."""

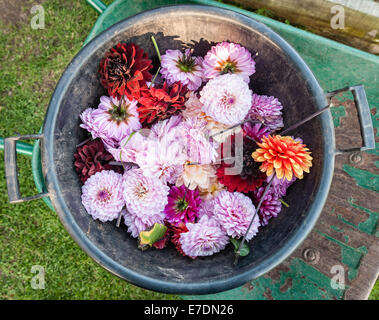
[
  {"left": 135, "top": 135, "right": 186, "bottom": 184},
  {"left": 202, "top": 41, "right": 256, "bottom": 83},
  {"left": 81, "top": 170, "right": 124, "bottom": 222},
  {"left": 213, "top": 190, "right": 260, "bottom": 241},
  {"left": 148, "top": 115, "right": 183, "bottom": 143},
  {"left": 200, "top": 74, "right": 252, "bottom": 126},
  {"left": 179, "top": 215, "right": 229, "bottom": 257},
  {"left": 179, "top": 116, "right": 218, "bottom": 164},
  {"left": 81, "top": 96, "right": 141, "bottom": 147},
  {"left": 160, "top": 49, "right": 204, "bottom": 91},
  {"left": 107, "top": 131, "right": 147, "bottom": 163},
  {"left": 247, "top": 94, "right": 284, "bottom": 130},
  {"left": 164, "top": 185, "right": 201, "bottom": 226},
  {"left": 122, "top": 168, "right": 169, "bottom": 216}
]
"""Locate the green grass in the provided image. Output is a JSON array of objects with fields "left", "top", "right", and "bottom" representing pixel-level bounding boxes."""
[
  {"left": 0, "top": 0, "right": 377, "bottom": 300},
  {"left": 0, "top": 0, "right": 177, "bottom": 300}
]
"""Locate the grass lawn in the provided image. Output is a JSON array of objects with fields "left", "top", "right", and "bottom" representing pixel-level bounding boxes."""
[{"left": 0, "top": 0, "right": 377, "bottom": 300}]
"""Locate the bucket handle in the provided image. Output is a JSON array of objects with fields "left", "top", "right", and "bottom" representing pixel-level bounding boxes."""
[
  {"left": 4, "top": 134, "right": 49, "bottom": 204},
  {"left": 325, "top": 85, "right": 375, "bottom": 154}
]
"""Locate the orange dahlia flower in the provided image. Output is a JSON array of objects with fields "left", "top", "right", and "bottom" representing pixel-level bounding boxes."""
[{"left": 252, "top": 135, "right": 313, "bottom": 181}]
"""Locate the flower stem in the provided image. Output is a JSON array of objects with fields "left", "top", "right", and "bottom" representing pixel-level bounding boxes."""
[
  {"left": 151, "top": 36, "right": 161, "bottom": 62},
  {"left": 149, "top": 66, "right": 161, "bottom": 88},
  {"left": 279, "top": 198, "right": 290, "bottom": 208},
  {"left": 234, "top": 174, "right": 275, "bottom": 266}
]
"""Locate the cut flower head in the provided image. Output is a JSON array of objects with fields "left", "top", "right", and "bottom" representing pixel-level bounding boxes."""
[
  {"left": 252, "top": 135, "right": 313, "bottom": 181},
  {"left": 99, "top": 42, "right": 153, "bottom": 100}
]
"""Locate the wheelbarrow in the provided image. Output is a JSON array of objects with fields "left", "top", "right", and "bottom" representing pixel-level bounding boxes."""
[{"left": 1, "top": 0, "right": 377, "bottom": 297}]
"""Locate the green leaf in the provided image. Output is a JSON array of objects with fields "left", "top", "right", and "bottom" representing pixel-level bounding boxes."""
[
  {"left": 138, "top": 223, "right": 167, "bottom": 249},
  {"left": 230, "top": 238, "right": 250, "bottom": 257}
]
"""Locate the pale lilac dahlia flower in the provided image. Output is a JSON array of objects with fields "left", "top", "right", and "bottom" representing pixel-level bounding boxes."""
[
  {"left": 123, "top": 210, "right": 165, "bottom": 238},
  {"left": 122, "top": 168, "right": 169, "bottom": 220},
  {"left": 197, "top": 198, "right": 215, "bottom": 219},
  {"left": 179, "top": 215, "right": 229, "bottom": 257},
  {"left": 202, "top": 41, "right": 256, "bottom": 83},
  {"left": 200, "top": 74, "right": 252, "bottom": 126},
  {"left": 81, "top": 96, "right": 141, "bottom": 147},
  {"left": 81, "top": 170, "right": 124, "bottom": 222},
  {"left": 246, "top": 94, "right": 284, "bottom": 130},
  {"left": 253, "top": 186, "right": 282, "bottom": 226},
  {"left": 164, "top": 185, "right": 201, "bottom": 226},
  {"left": 160, "top": 49, "right": 204, "bottom": 91},
  {"left": 213, "top": 190, "right": 260, "bottom": 241},
  {"left": 135, "top": 135, "right": 186, "bottom": 184}
]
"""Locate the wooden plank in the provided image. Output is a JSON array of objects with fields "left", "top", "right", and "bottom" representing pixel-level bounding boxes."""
[{"left": 225, "top": 0, "right": 379, "bottom": 54}]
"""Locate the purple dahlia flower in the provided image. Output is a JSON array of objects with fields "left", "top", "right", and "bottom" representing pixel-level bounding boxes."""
[
  {"left": 246, "top": 94, "right": 284, "bottom": 131},
  {"left": 253, "top": 186, "right": 282, "bottom": 226},
  {"left": 267, "top": 174, "right": 296, "bottom": 198},
  {"left": 213, "top": 190, "right": 260, "bottom": 241},
  {"left": 164, "top": 185, "right": 201, "bottom": 226},
  {"left": 81, "top": 170, "right": 124, "bottom": 222},
  {"left": 242, "top": 121, "right": 270, "bottom": 142},
  {"left": 160, "top": 49, "right": 204, "bottom": 91},
  {"left": 179, "top": 215, "right": 229, "bottom": 257},
  {"left": 202, "top": 41, "right": 256, "bottom": 83}
]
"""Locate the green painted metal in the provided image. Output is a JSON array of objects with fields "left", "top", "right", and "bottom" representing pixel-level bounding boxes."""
[
  {"left": 343, "top": 164, "right": 379, "bottom": 192},
  {"left": 2, "top": 0, "right": 378, "bottom": 299},
  {"left": 183, "top": 258, "right": 345, "bottom": 300},
  {"left": 0, "top": 137, "right": 33, "bottom": 157},
  {"left": 86, "top": 0, "right": 107, "bottom": 14}
]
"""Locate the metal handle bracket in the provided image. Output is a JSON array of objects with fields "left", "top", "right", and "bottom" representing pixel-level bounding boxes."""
[
  {"left": 326, "top": 85, "right": 375, "bottom": 154},
  {"left": 4, "top": 134, "right": 48, "bottom": 204}
]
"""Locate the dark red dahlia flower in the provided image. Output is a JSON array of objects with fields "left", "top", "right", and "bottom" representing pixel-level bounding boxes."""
[
  {"left": 99, "top": 42, "right": 153, "bottom": 100},
  {"left": 74, "top": 138, "right": 122, "bottom": 184},
  {"left": 137, "top": 81, "right": 188, "bottom": 126},
  {"left": 217, "top": 135, "right": 266, "bottom": 193}
]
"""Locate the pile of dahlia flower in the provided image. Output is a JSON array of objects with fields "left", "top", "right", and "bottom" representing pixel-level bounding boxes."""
[{"left": 74, "top": 39, "right": 312, "bottom": 259}]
